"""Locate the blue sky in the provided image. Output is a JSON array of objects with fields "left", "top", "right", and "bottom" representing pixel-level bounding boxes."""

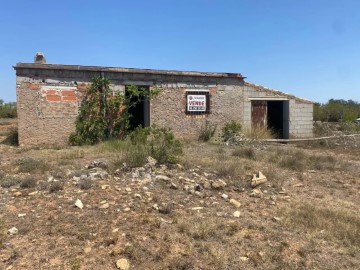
[{"left": 1, "top": 0, "right": 360, "bottom": 103}]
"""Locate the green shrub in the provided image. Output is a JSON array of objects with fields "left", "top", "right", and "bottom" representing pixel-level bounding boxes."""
[
  {"left": 124, "top": 126, "right": 183, "bottom": 166},
  {"left": 69, "top": 77, "right": 161, "bottom": 146},
  {"left": 149, "top": 127, "right": 183, "bottom": 164},
  {"left": 222, "top": 121, "right": 242, "bottom": 141},
  {"left": 198, "top": 121, "right": 217, "bottom": 142},
  {"left": 124, "top": 143, "right": 149, "bottom": 167}
]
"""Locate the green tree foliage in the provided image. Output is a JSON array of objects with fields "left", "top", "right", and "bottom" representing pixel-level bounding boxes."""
[
  {"left": 0, "top": 100, "right": 17, "bottom": 118},
  {"left": 69, "top": 76, "right": 160, "bottom": 145},
  {"left": 314, "top": 99, "right": 360, "bottom": 122}
]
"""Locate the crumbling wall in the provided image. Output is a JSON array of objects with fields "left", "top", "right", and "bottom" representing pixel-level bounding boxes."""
[{"left": 15, "top": 66, "right": 245, "bottom": 146}]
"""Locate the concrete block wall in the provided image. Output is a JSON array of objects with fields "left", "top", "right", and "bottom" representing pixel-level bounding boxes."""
[
  {"left": 289, "top": 100, "right": 313, "bottom": 137},
  {"left": 242, "top": 83, "right": 313, "bottom": 138}
]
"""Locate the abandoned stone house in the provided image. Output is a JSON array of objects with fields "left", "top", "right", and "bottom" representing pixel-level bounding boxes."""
[{"left": 14, "top": 53, "right": 313, "bottom": 146}]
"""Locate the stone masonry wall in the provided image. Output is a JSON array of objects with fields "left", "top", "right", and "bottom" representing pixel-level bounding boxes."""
[
  {"left": 15, "top": 65, "right": 313, "bottom": 146},
  {"left": 150, "top": 82, "right": 244, "bottom": 139},
  {"left": 15, "top": 66, "right": 245, "bottom": 146}
]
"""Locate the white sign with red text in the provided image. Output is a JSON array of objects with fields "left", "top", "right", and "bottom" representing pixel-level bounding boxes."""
[{"left": 187, "top": 94, "right": 206, "bottom": 112}]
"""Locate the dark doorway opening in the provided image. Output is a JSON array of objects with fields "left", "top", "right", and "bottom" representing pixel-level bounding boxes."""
[
  {"left": 267, "top": 101, "right": 289, "bottom": 139},
  {"left": 125, "top": 86, "right": 150, "bottom": 131}
]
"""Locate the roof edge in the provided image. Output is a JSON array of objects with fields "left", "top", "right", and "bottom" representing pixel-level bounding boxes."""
[
  {"left": 14, "top": 63, "right": 244, "bottom": 79},
  {"left": 245, "top": 81, "right": 313, "bottom": 104}
]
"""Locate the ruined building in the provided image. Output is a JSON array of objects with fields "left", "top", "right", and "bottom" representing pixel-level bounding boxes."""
[{"left": 14, "top": 53, "right": 313, "bottom": 146}]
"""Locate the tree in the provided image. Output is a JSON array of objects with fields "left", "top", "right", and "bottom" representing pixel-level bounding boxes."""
[{"left": 69, "top": 76, "right": 160, "bottom": 145}]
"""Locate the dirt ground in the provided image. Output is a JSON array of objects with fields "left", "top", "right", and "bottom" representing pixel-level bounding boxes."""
[{"left": 0, "top": 119, "right": 359, "bottom": 270}]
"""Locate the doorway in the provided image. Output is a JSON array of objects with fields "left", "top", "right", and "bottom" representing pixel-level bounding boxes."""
[
  {"left": 251, "top": 100, "right": 289, "bottom": 139},
  {"left": 125, "top": 86, "right": 150, "bottom": 131}
]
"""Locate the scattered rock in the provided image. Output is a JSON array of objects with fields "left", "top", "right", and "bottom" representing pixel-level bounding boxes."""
[
  {"left": 170, "top": 182, "right": 178, "bottom": 189},
  {"left": 250, "top": 188, "right": 263, "bottom": 198},
  {"left": 233, "top": 211, "right": 241, "bottom": 218},
  {"left": 293, "top": 183, "right": 304, "bottom": 187},
  {"left": 272, "top": 216, "right": 281, "bottom": 222},
  {"left": 116, "top": 258, "right": 130, "bottom": 270},
  {"left": 13, "top": 191, "right": 22, "bottom": 197},
  {"left": 99, "top": 203, "right": 109, "bottom": 209},
  {"left": 147, "top": 156, "right": 157, "bottom": 167},
  {"left": 75, "top": 199, "right": 84, "bottom": 209},
  {"left": 8, "top": 227, "right": 18, "bottom": 235},
  {"left": 190, "top": 207, "right": 204, "bottom": 211},
  {"left": 87, "top": 160, "right": 107, "bottom": 169},
  {"left": 221, "top": 193, "right": 229, "bottom": 200},
  {"left": 229, "top": 199, "right": 241, "bottom": 208},
  {"left": 203, "top": 182, "right": 211, "bottom": 189},
  {"left": 176, "top": 163, "right": 184, "bottom": 170},
  {"left": 211, "top": 179, "right": 227, "bottom": 190},
  {"left": 251, "top": 171, "right": 267, "bottom": 188},
  {"left": 101, "top": 184, "right": 110, "bottom": 190},
  {"left": 155, "top": 175, "right": 170, "bottom": 181}
]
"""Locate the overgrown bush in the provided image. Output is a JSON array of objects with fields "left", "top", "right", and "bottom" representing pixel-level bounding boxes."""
[
  {"left": 149, "top": 127, "right": 183, "bottom": 164},
  {"left": 222, "top": 120, "right": 242, "bottom": 141},
  {"left": 69, "top": 76, "right": 160, "bottom": 145},
  {"left": 124, "top": 126, "right": 183, "bottom": 166},
  {"left": 198, "top": 121, "right": 217, "bottom": 142}
]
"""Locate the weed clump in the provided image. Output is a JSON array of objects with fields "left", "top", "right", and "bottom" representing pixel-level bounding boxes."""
[
  {"left": 49, "top": 181, "right": 64, "bottom": 193},
  {"left": 16, "top": 157, "right": 49, "bottom": 173},
  {"left": 1, "top": 175, "right": 21, "bottom": 188},
  {"left": 78, "top": 178, "right": 92, "bottom": 190},
  {"left": 198, "top": 120, "right": 217, "bottom": 142},
  {"left": 20, "top": 176, "right": 37, "bottom": 188},
  {"left": 124, "top": 126, "right": 183, "bottom": 167},
  {"left": 222, "top": 120, "right": 242, "bottom": 141},
  {"left": 232, "top": 146, "right": 256, "bottom": 160}
]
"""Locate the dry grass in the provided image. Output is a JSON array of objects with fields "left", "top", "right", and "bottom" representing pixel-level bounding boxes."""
[
  {"left": 0, "top": 134, "right": 360, "bottom": 269},
  {"left": 243, "top": 126, "right": 274, "bottom": 139},
  {"left": 280, "top": 202, "right": 360, "bottom": 247}
]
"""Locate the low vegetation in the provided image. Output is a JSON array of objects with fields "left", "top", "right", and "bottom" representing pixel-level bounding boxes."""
[
  {"left": 0, "top": 99, "right": 17, "bottom": 118},
  {"left": 0, "top": 117, "right": 360, "bottom": 269}
]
